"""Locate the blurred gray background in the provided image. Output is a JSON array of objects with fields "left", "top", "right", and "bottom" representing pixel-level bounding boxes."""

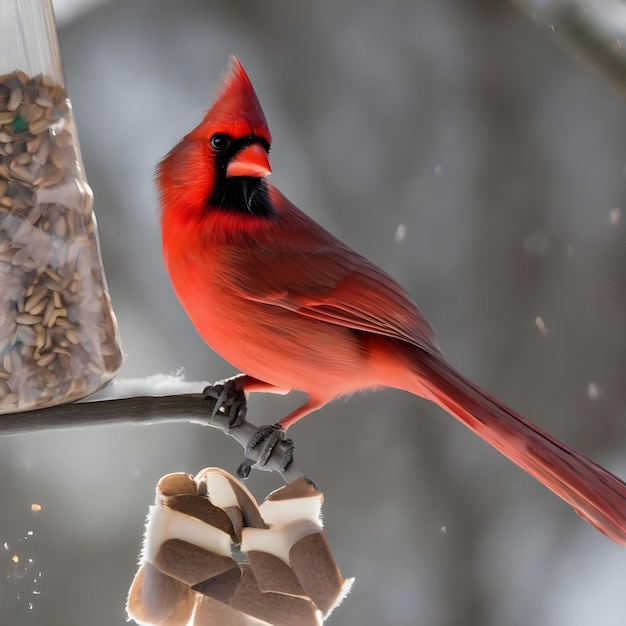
[{"left": 2, "top": 1, "right": 626, "bottom": 625}]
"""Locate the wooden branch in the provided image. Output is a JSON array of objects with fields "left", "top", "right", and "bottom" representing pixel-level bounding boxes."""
[
  {"left": 514, "top": 0, "right": 626, "bottom": 98},
  {"left": 0, "top": 393, "right": 303, "bottom": 483}
]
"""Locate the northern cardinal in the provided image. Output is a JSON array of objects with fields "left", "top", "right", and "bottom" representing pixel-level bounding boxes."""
[{"left": 159, "top": 56, "right": 626, "bottom": 544}]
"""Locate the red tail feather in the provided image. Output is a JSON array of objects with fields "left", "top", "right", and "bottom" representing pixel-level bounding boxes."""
[{"left": 411, "top": 350, "right": 626, "bottom": 544}]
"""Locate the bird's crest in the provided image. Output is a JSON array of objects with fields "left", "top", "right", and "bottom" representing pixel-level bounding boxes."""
[{"left": 192, "top": 56, "right": 270, "bottom": 142}]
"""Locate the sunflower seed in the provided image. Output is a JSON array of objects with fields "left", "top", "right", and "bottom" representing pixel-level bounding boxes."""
[
  {"left": 0, "top": 111, "right": 16, "bottom": 124},
  {"left": 24, "top": 288, "right": 48, "bottom": 313},
  {"left": 35, "top": 352, "right": 56, "bottom": 367},
  {"left": 7, "top": 87, "right": 22, "bottom": 111},
  {"left": 15, "top": 313, "right": 42, "bottom": 325}
]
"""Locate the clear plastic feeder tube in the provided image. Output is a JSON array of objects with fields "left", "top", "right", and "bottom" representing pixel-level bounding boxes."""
[{"left": 0, "top": 0, "right": 123, "bottom": 413}]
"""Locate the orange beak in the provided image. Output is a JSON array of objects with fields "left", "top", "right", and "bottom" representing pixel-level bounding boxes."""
[{"left": 226, "top": 143, "right": 272, "bottom": 178}]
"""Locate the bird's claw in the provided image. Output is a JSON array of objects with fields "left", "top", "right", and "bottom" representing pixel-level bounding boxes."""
[
  {"left": 237, "top": 423, "right": 294, "bottom": 479},
  {"left": 203, "top": 375, "right": 248, "bottom": 429}
]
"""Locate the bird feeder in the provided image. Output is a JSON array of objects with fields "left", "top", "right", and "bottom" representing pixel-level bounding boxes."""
[{"left": 0, "top": 0, "right": 123, "bottom": 413}]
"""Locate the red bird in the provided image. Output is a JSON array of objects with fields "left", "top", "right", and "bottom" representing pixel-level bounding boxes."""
[{"left": 159, "top": 56, "right": 626, "bottom": 544}]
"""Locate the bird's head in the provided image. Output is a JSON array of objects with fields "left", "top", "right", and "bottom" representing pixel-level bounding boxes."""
[{"left": 158, "top": 56, "right": 273, "bottom": 218}]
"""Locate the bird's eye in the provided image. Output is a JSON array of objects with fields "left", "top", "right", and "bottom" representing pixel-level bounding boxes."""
[{"left": 210, "top": 134, "right": 229, "bottom": 151}]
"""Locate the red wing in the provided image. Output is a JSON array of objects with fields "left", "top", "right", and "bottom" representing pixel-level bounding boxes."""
[{"left": 223, "top": 238, "right": 441, "bottom": 355}]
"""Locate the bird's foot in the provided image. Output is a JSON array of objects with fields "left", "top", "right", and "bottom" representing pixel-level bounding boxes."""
[
  {"left": 237, "top": 423, "right": 295, "bottom": 479},
  {"left": 203, "top": 377, "right": 297, "bottom": 480},
  {"left": 203, "top": 374, "right": 248, "bottom": 429}
]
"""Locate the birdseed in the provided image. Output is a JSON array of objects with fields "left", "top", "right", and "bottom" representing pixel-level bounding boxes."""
[{"left": 0, "top": 71, "right": 122, "bottom": 413}]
